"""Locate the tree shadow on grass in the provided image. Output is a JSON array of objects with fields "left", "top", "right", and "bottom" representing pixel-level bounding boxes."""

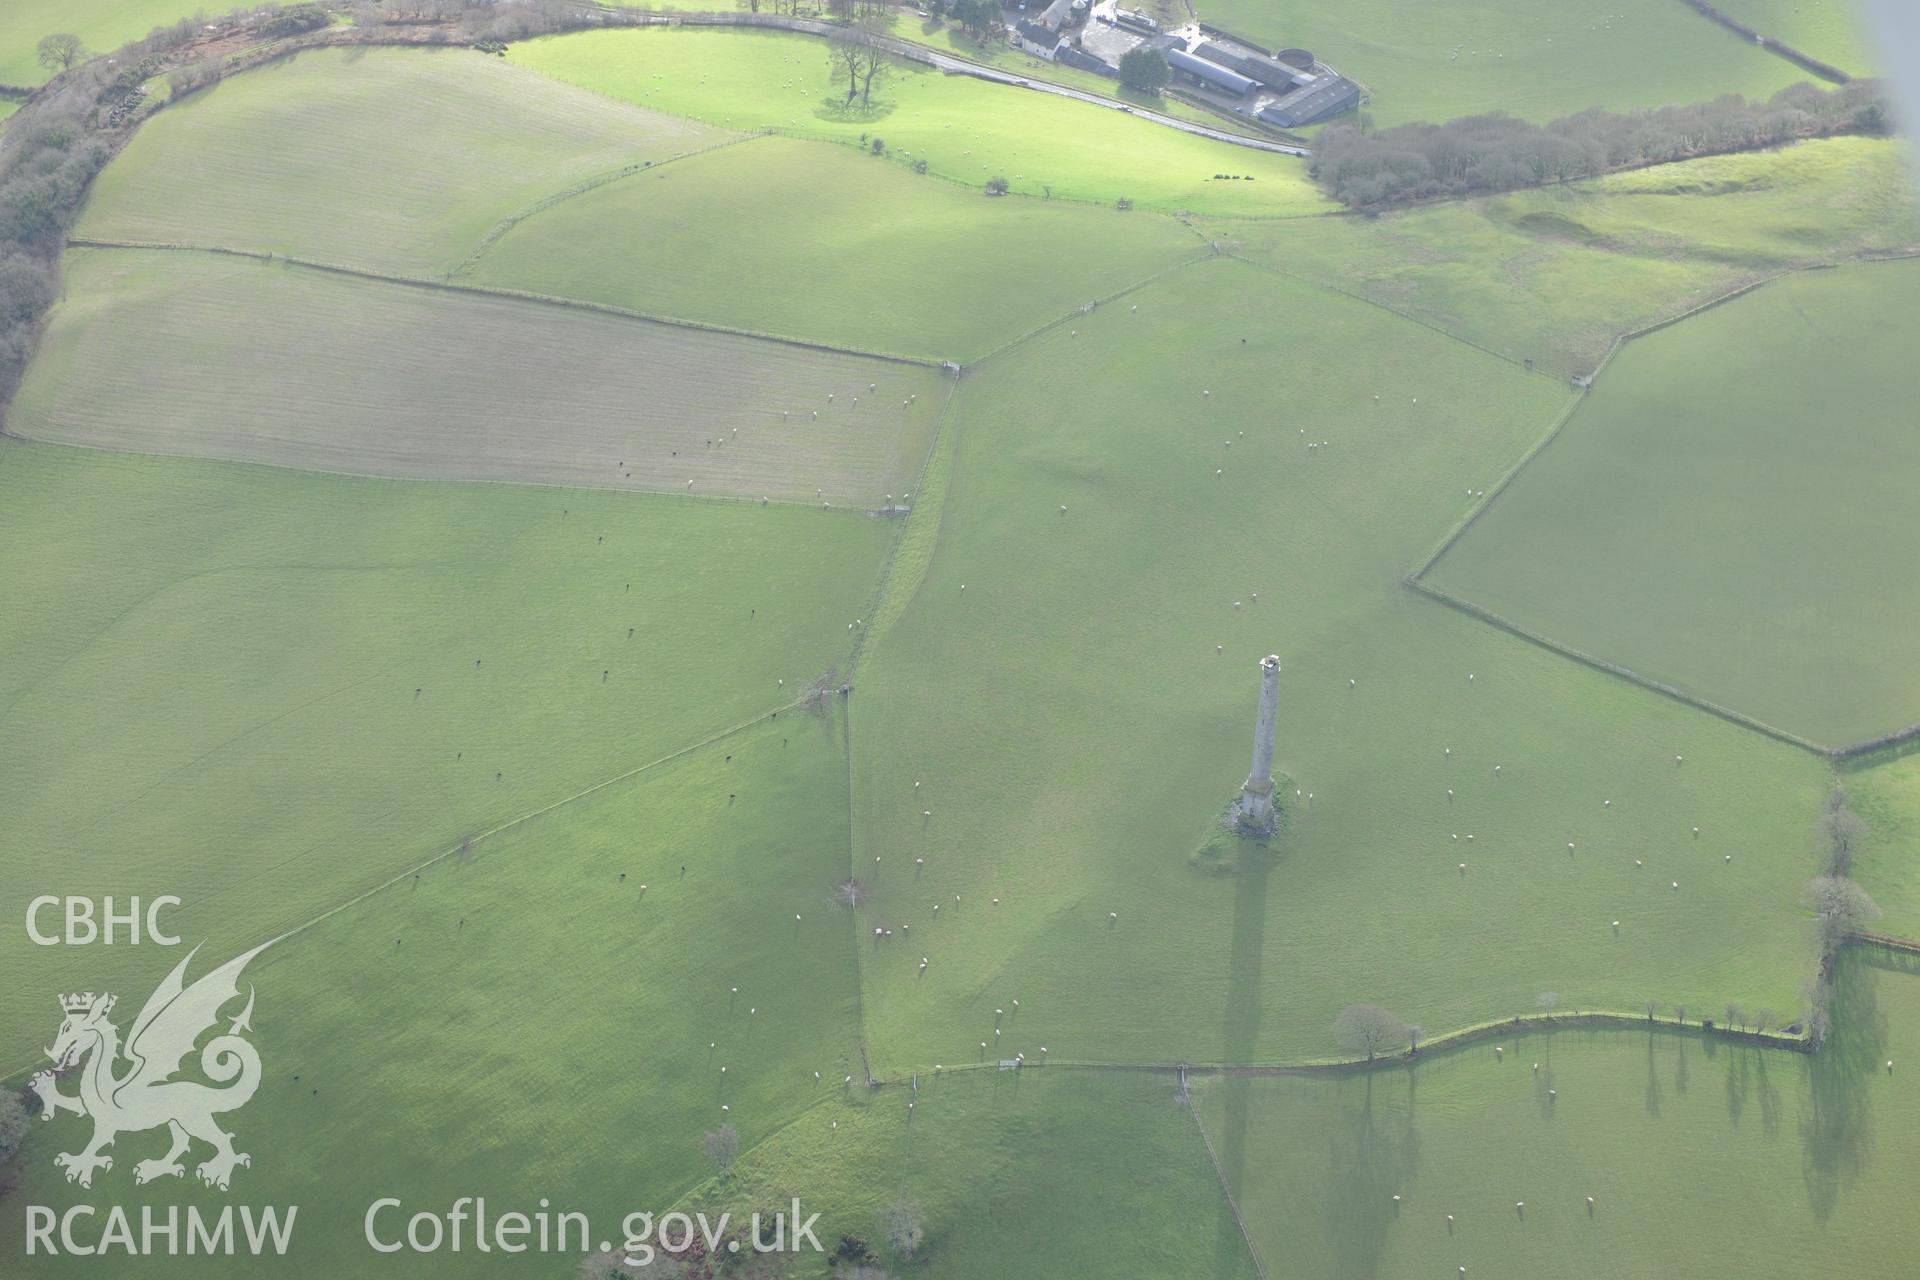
[
  {"left": 1322, "top": 1070, "right": 1419, "bottom": 1280},
  {"left": 814, "top": 98, "right": 898, "bottom": 125},
  {"left": 1802, "top": 948, "right": 1887, "bottom": 1222}
]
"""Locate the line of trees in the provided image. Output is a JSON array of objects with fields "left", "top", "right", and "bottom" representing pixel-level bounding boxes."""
[
  {"left": 0, "top": 75, "right": 110, "bottom": 407},
  {"left": 1802, "top": 787, "right": 1878, "bottom": 1044},
  {"left": 1311, "top": 79, "right": 1893, "bottom": 207}
]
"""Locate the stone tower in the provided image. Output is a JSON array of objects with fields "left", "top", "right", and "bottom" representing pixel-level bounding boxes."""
[{"left": 1241, "top": 655, "right": 1281, "bottom": 832}]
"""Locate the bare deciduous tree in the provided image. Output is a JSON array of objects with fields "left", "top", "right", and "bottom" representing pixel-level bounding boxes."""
[
  {"left": 1753, "top": 1007, "right": 1774, "bottom": 1035},
  {"left": 1808, "top": 875, "right": 1880, "bottom": 950},
  {"left": 827, "top": 30, "right": 865, "bottom": 103},
  {"left": 1333, "top": 1003, "right": 1410, "bottom": 1061},
  {"left": 1818, "top": 788, "right": 1868, "bottom": 877},
  {"left": 826, "top": 27, "right": 893, "bottom": 105},
  {"left": 854, "top": 40, "right": 893, "bottom": 106},
  {"left": 36, "top": 33, "right": 88, "bottom": 73}
]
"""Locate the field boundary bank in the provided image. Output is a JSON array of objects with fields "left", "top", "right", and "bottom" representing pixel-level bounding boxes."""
[
  {"left": 1410, "top": 255, "right": 1920, "bottom": 583},
  {"left": 1673, "top": 0, "right": 1853, "bottom": 84},
  {"left": 1226, "top": 249, "right": 1560, "bottom": 381},
  {"left": 0, "top": 697, "right": 808, "bottom": 1086},
  {"left": 969, "top": 249, "right": 1218, "bottom": 366},
  {"left": 64, "top": 237, "right": 945, "bottom": 367},
  {"left": 451, "top": 131, "right": 768, "bottom": 277},
  {"left": 872, "top": 1011, "right": 1812, "bottom": 1090},
  {"left": 847, "top": 376, "right": 964, "bottom": 675},
  {"left": 1401, "top": 258, "right": 1920, "bottom": 762},
  {"left": 839, "top": 380, "right": 968, "bottom": 1088},
  {"left": 1408, "top": 579, "right": 1830, "bottom": 756},
  {"left": 836, "top": 376, "right": 967, "bottom": 1083}
]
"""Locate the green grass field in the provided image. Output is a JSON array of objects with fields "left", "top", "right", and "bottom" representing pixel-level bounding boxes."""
[
  {"left": 1196, "top": 947, "right": 1920, "bottom": 1278},
  {"left": 12, "top": 247, "right": 947, "bottom": 502},
  {"left": 1711, "top": 0, "right": 1879, "bottom": 75},
  {"left": 11, "top": 714, "right": 867, "bottom": 1277},
  {"left": 0, "top": 0, "right": 199, "bottom": 86},
  {"left": 1192, "top": 0, "right": 1822, "bottom": 127},
  {"left": 506, "top": 28, "right": 1332, "bottom": 215},
  {"left": 464, "top": 134, "right": 1207, "bottom": 362},
  {"left": 701, "top": 1069, "right": 1260, "bottom": 1279},
  {"left": 1426, "top": 259, "right": 1920, "bottom": 749},
  {"left": 1844, "top": 752, "right": 1920, "bottom": 938},
  {"left": 0, "top": 439, "right": 892, "bottom": 1062},
  {"left": 7, "top": 18, "right": 1920, "bottom": 1278},
  {"left": 1207, "top": 137, "right": 1919, "bottom": 378},
  {"left": 75, "top": 46, "right": 733, "bottom": 276},
  {"left": 850, "top": 257, "right": 1825, "bottom": 1075}
]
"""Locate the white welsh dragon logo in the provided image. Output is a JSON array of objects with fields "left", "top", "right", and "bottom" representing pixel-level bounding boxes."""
[{"left": 30, "top": 940, "right": 274, "bottom": 1191}]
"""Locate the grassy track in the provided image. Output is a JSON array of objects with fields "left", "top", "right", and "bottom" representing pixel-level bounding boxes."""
[
  {"left": 700, "top": 1069, "right": 1260, "bottom": 1279},
  {"left": 0, "top": 440, "right": 892, "bottom": 1059},
  {"left": 1191, "top": 0, "right": 1820, "bottom": 128},
  {"left": 850, "top": 257, "right": 1824, "bottom": 1075},
  {"left": 465, "top": 134, "right": 1207, "bottom": 362},
  {"left": 1426, "top": 259, "right": 1920, "bottom": 748},
  {"left": 74, "top": 47, "right": 733, "bottom": 276},
  {"left": 13, "top": 248, "right": 947, "bottom": 502},
  {"left": 506, "top": 27, "right": 1332, "bottom": 215},
  {"left": 1195, "top": 947, "right": 1920, "bottom": 1278},
  {"left": 11, "top": 716, "right": 866, "bottom": 1277},
  {"left": 1206, "top": 137, "right": 1919, "bottom": 378}
]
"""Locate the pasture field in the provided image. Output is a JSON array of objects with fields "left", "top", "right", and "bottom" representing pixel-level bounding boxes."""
[
  {"left": 0, "top": 439, "right": 891, "bottom": 1059},
  {"left": 506, "top": 28, "right": 1334, "bottom": 215},
  {"left": 74, "top": 47, "right": 733, "bottom": 276},
  {"left": 0, "top": 0, "right": 197, "bottom": 86},
  {"left": 1711, "top": 0, "right": 1879, "bottom": 75},
  {"left": 12, "top": 715, "right": 866, "bottom": 1278},
  {"left": 5, "top": 16, "right": 1918, "bottom": 1278},
  {"left": 465, "top": 135, "right": 1206, "bottom": 362},
  {"left": 1207, "top": 137, "right": 1920, "bottom": 378},
  {"left": 850, "top": 257, "right": 1825, "bottom": 1076},
  {"left": 1195, "top": 948, "right": 1920, "bottom": 1279},
  {"left": 1425, "top": 259, "right": 1920, "bottom": 749},
  {"left": 1844, "top": 752, "right": 1920, "bottom": 938},
  {"left": 1192, "top": 0, "right": 1817, "bottom": 128},
  {"left": 701, "top": 1069, "right": 1259, "bottom": 1279},
  {"left": 12, "top": 248, "right": 946, "bottom": 503}
]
